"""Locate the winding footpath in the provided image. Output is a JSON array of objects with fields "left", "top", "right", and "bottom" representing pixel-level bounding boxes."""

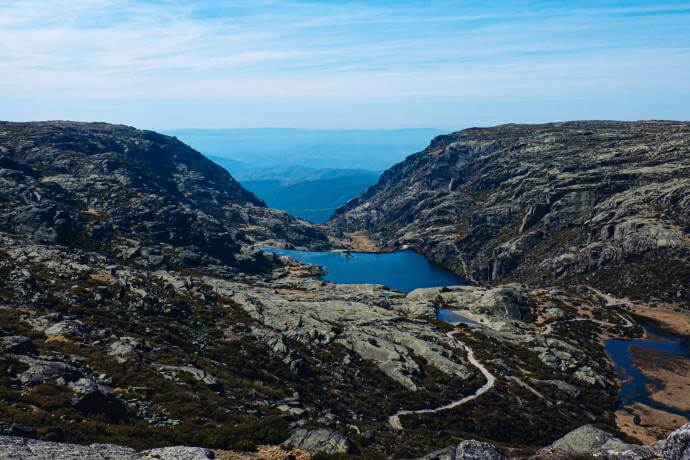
[
  {"left": 388, "top": 330, "right": 496, "bottom": 430},
  {"left": 388, "top": 289, "right": 636, "bottom": 431}
]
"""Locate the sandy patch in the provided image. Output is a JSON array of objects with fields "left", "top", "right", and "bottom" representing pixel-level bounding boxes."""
[
  {"left": 45, "top": 335, "right": 74, "bottom": 344},
  {"left": 343, "top": 231, "right": 380, "bottom": 252},
  {"left": 90, "top": 271, "right": 115, "bottom": 283},
  {"left": 215, "top": 445, "right": 311, "bottom": 460}
]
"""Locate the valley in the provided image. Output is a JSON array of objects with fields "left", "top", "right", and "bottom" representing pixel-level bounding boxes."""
[
  {"left": 168, "top": 128, "right": 441, "bottom": 224},
  {"left": 0, "top": 121, "right": 688, "bottom": 459}
]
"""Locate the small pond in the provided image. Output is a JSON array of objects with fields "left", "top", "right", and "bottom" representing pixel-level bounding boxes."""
[{"left": 604, "top": 319, "right": 690, "bottom": 418}]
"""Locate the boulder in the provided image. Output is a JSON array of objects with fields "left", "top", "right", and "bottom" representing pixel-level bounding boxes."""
[
  {"left": 456, "top": 440, "right": 505, "bottom": 460},
  {"left": 662, "top": 423, "right": 690, "bottom": 460},
  {"left": 151, "top": 363, "right": 223, "bottom": 393},
  {"left": 418, "top": 440, "right": 505, "bottom": 460},
  {"left": 0, "top": 435, "right": 139, "bottom": 459},
  {"left": 14, "top": 355, "right": 80, "bottom": 386},
  {"left": 44, "top": 320, "right": 87, "bottom": 339},
  {"left": 543, "top": 425, "right": 634, "bottom": 456},
  {"left": 141, "top": 446, "right": 214, "bottom": 459},
  {"left": 0, "top": 335, "right": 36, "bottom": 355},
  {"left": 108, "top": 336, "right": 147, "bottom": 363},
  {"left": 68, "top": 378, "right": 126, "bottom": 418},
  {"left": 283, "top": 428, "right": 351, "bottom": 455}
]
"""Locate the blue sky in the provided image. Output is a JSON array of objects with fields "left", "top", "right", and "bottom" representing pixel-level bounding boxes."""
[{"left": 2, "top": 0, "right": 689, "bottom": 129}]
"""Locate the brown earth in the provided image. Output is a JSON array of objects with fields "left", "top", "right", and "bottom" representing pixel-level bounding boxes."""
[
  {"left": 215, "top": 445, "right": 311, "bottom": 459},
  {"left": 616, "top": 402, "right": 689, "bottom": 443},
  {"left": 630, "top": 305, "right": 690, "bottom": 336},
  {"left": 631, "top": 347, "right": 690, "bottom": 412}
]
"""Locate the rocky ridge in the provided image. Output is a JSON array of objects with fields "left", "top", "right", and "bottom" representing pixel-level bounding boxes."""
[
  {"left": 332, "top": 121, "right": 690, "bottom": 301},
  {"left": 0, "top": 121, "right": 328, "bottom": 272},
  {"left": 2, "top": 422, "right": 690, "bottom": 459}
]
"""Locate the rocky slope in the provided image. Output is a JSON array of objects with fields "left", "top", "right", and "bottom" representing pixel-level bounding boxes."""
[
  {"left": 332, "top": 121, "right": 690, "bottom": 301},
  {"left": 0, "top": 121, "right": 328, "bottom": 272}
]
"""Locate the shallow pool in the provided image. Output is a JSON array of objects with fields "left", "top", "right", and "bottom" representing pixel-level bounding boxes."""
[{"left": 604, "top": 319, "right": 690, "bottom": 418}]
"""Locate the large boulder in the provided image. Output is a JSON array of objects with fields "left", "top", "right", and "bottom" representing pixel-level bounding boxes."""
[
  {"left": 539, "top": 424, "right": 663, "bottom": 458},
  {"left": 0, "top": 335, "right": 36, "bottom": 355},
  {"left": 108, "top": 336, "right": 148, "bottom": 363},
  {"left": 0, "top": 435, "right": 139, "bottom": 459},
  {"left": 14, "top": 355, "right": 80, "bottom": 386},
  {"left": 419, "top": 440, "right": 505, "bottom": 460},
  {"left": 68, "top": 378, "right": 127, "bottom": 418},
  {"left": 283, "top": 428, "right": 351, "bottom": 455},
  {"left": 455, "top": 440, "right": 505, "bottom": 460},
  {"left": 662, "top": 423, "right": 690, "bottom": 460},
  {"left": 546, "top": 424, "right": 630, "bottom": 454},
  {"left": 141, "top": 446, "right": 214, "bottom": 459}
]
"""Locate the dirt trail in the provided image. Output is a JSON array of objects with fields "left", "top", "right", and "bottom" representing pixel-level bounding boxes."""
[{"left": 388, "top": 330, "right": 495, "bottom": 430}]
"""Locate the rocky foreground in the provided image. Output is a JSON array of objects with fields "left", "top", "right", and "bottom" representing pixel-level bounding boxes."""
[
  {"left": 1, "top": 422, "right": 690, "bottom": 458},
  {"left": 0, "top": 121, "right": 689, "bottom": 458}
]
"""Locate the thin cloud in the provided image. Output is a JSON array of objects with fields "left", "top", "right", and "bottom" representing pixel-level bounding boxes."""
[{"left": 1, "top": 0, "right": 689, "bottom": 128}]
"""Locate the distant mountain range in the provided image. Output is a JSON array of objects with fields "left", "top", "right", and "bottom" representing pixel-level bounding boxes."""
[
  {"left": 166, "top": 128, "right": 443, "bottom": 171},
  {"left": 242, "top": 170, "right": 380, "bottom": 223},
  {"left": 169, "top": 128, "right": 441, "bottom": 222}
]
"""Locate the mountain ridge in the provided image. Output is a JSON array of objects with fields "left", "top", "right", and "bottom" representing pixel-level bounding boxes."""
[{"left": 332, "top": 120, "right": 690, "bottom": 301}]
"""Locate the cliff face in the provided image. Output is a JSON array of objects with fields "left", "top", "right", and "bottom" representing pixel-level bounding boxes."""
[
  {"left": 0, "top": 121, "right": 328, "bottom": 271},
  {"left": 332, "top": 121, "right": 690, "bottom": 300}
]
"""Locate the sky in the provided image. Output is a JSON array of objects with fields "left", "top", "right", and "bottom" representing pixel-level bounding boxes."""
[{"left": 1, "top": 0, "right": 690, "bottom": 130}]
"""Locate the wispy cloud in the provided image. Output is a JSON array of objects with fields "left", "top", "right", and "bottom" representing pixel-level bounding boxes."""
[{"left": 1, "top": 1, "right": 689, "bottom": 128}]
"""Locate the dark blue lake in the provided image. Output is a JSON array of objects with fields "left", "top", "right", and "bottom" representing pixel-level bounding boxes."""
[
  {"left": 263, "top": 248, "right": 465, "bottom": 293},
  {"left": 605, "top": 320, "right": 690, "bottom": 418}
]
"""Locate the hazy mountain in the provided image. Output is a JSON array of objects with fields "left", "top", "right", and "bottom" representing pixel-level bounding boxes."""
[
  {"left": 171, "top": 129, "right": 438, "bottom": 222},
  {"left": 243, "top": 170, "right": 380, "bottom": 222},
  {"left": 166, "top": 128, "right": 443, "bottom": 171}
]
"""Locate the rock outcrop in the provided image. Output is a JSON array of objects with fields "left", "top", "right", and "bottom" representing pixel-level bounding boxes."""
[
  {"left": 283, "top": 428, "right": 351, "bottom": 455},
  {"left": 332, "top": 121, "right": 690, "bottom": 301},
  {"left": 0, "top": 436, "right": 214, "bottom": 459},
  {"left": 0, "top": 121, "right": 328, "bottom": 272}
]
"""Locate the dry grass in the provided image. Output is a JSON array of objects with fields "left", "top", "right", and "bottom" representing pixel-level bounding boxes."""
[
  {"left": 631, "top": 347, "right": 690, "bottom": 412},
  {"left": 343, "top": 231, "right": 380, "bottom": 252},
  {"left": 616, "top": 402, "right": 689, "bottom": 444},
  {"left": 629, "top": 305, "right": 690, "bottom": 336},
  {"left": 215, "top": 445, "right": 312, "bottom": 460}
]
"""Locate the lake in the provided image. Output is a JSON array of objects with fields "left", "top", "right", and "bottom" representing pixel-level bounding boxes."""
[
  {"left": 264, "top": 248, "right": 475, "bottom": 325},
  {"left": 264, "top": 248, "right": 465, "bottom": 293}
]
